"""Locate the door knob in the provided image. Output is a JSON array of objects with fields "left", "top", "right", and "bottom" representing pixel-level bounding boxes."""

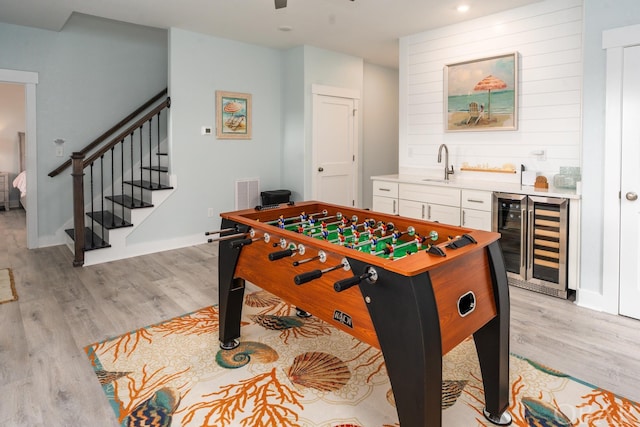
[
  {"left": 626, "top": 192, "right": 638, "bottom": 201},
  {"left": 318, "top": 167, "right": 324, "bottom": 172}
]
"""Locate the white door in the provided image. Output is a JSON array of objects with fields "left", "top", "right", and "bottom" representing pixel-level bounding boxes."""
[
  {"left": 312, "top": 91, "right": 358, "bottom": 207},
  {"left": 619, "top": 44, "right": 640, "bottom": 319}
]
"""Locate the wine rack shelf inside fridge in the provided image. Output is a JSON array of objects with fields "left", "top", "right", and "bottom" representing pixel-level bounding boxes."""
[{"left": 493, "top": 193, "right": 570, "bottom": 299}]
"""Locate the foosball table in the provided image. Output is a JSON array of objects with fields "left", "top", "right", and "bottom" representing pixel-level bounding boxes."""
[{"left": 211, "top": 200, "right": 512, "bottom": 426}]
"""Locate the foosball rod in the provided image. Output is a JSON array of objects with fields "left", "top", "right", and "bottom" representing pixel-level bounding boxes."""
[
  {"left": 293, "top": 250, "right": 327, "bottom": 266},
  {"left": 286, "top": 212, "right": 343, "bottom": 230},
  {"left": 264, "top": 209, "right": 330, "bottom": 225},
  {"left": 294, "top": 258, "right": 350, "bottom": 285},
  {"left": 206, "top": 232, "right": 247, "bottom": 243},
  {"left": 204, "top": 226, "right": 237, "bottom": 236},
  {"left": 371, "top": 230, "right": 439, "bottom": 256}
]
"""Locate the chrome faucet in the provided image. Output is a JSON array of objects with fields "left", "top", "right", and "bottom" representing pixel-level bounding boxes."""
[{"left": 437, "top": 144, "right": 455, "bottom": 180}]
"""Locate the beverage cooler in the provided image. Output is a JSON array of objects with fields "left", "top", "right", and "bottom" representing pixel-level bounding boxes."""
[{"left": 492, "top": 193, "right": 569, "bottom": 298}]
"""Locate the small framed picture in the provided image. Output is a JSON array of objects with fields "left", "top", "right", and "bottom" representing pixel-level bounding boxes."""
[
  {"left": 444, "top": 52, "right": 518, "bottom": 132},
  {"left": 216, "top": 91, "right": 252, "bottom": 139}
]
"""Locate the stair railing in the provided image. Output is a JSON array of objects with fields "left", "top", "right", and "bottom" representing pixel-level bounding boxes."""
[
  {"left": 49, "top": 88, "right": 168, "bottom": 178},
  {"left": 69, "top": 95, "right": 170, "bottom": 266}
]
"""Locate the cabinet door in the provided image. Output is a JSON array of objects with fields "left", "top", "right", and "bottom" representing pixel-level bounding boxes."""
[
  {"left": 399, "top": 199, "right": 425, "bottom": 220},
  {"left": 373, "top": 195, "right": 397, "bottom": 215},
  {"left": 429, "top": 203, "right": 460, "bottom": 226},
  {"left": 461, "top": 208, "right": 492, "bottom": 231}
]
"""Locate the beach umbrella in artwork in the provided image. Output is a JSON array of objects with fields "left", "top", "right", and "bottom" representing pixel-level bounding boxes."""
[
  {"left": 223, "top": 101, "right": 245, "bottom": 130},
  {"left": 473, "top": 75, "right": 507, "bottom": 120}
]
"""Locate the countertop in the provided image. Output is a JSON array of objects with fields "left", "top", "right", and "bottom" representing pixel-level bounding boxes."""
[{"left": 371, "top": 174, "right": 581, "bottom": 200}]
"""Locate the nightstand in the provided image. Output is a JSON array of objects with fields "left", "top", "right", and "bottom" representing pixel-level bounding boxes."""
[{"left": 0, "top": 172, "right": 9, "bottom": 211}]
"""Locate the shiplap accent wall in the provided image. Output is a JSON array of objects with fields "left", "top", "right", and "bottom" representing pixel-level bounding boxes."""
[{"left": 399, "top": 0, "right": 583, "bottom": 182}]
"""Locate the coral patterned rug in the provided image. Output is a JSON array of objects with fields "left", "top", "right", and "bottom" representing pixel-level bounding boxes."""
[{"left": 85, "top": 288, "right": 640, "bottom": 427}]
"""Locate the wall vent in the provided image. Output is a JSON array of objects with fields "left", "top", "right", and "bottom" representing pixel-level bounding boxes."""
[{"left": 235, "top": 178, "right": 260, "bottom": 210}]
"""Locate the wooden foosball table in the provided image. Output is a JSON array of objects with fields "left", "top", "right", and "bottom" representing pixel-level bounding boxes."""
[{"left": 212, "top": 201, "right": 512, "bottom": 426}]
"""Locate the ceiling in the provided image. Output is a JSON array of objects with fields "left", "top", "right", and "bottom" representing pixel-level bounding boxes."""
[{"left": 0, "top": 0, "right": 545, "bottom": 68}]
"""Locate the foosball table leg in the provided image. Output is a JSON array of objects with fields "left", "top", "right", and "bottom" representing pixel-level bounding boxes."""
[
  {"left": 473, "top": 241, "right": 512, "bottom": 425},
  {"left": 351, "top": 258, "right": 443, "bottom": 426},
  {"left": 218, "top": 219, "right": 247, "bottom": 350}
]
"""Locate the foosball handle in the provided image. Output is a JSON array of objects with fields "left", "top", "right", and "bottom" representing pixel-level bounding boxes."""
[
  {"left": 269, "top": 249, "right": 294, "bottom": 261},
  {"left": 446, "top": 233, "right": 477, "bottom": 249},
  {"left": 426, "top": 244, "right": 446, "bottom": 257},
  {"left": 294, "top": 270, "right": 322, "bottom": 285},
  {"left": 230, "top": 238, "right": 253, "bottom": 249},
  {"left": 334, "top": 275, "right": 363, "bottom": 292}
]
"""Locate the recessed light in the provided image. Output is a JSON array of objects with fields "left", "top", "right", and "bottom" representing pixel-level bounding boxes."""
[
  {"left": 457, "top": 4, "right": 470, "bottom": 13},
  {"left": 278, "top": 25, "right": 293, "bottom": 32}
]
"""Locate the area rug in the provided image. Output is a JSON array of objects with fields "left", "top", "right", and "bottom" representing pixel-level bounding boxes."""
[
  {"left": 0, "top": 268, "right": 18, "bottom": 304},
  {"left": 85, "top": 289, "right": 640, "bottom": 427}
]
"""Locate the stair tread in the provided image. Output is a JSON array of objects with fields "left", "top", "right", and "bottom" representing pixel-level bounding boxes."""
[
  {"left": 105, "top": 194, "right": 153, "bottom": 209},
  {"left": 141, "top": 165, "right": 168, "bottom": 172},
  {"left": 87, "top": 211, "right": 133, "bottom": 229},
  {"left": 65, "top": 227, "right": 111, "bottom": 251},
  {"left": 124, "top": 180, "right": 173, "bottom": 190}
]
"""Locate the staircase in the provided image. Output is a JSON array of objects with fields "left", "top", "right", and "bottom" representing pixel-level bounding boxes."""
[{"left": 49, "top": 90, "right": 172, "bottom": 266}]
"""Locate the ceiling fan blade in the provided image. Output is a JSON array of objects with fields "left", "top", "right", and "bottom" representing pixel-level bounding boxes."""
[{"left": 275, "top": 0, "right": 287, "bottom": 9}]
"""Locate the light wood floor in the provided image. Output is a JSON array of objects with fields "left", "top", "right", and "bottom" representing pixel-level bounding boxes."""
[{"left": 1, "top": 208, "right": 639, "bottom": 426}]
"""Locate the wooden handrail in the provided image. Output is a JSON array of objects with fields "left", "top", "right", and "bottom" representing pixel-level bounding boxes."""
[
  {"left": 82, "top": 98, "right": 170, "bottom": 168},
  {"left": 48, "top": 88, "right": 168, "bottom": 178}
]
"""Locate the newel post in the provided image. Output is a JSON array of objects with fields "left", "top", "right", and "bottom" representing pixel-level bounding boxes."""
[{"left": 71, "top": 152, "right": 85, "bottom": 267}]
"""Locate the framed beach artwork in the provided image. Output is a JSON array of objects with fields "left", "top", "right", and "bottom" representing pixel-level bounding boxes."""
[
  {"left": 216, "top": 91, "right": 252, "bottom": 139},
  {"left": 444, "top": 52, "right": 518, "bottom": 132}
]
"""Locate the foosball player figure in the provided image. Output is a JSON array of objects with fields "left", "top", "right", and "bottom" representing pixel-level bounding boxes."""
[
  {"left": 392, "top": 229, "right": 402, "bottom": 244},
  {"left": 308, "top": 215, "right": 316, "bottom": 227},
  {"left": 341, "top": 216, "right": 350, "bottom": 227},
  {"left": 338, "top": 233, "right": 346, "bottom": 245},
  {"left": 300, "top": 211, "right": 307, "bottom": 223},
  {"left": 336, "top": 223, "right": 344, "bottom": 235},
  {"left": 369, "top": 236, "right": 378, "bottom": 253},
  {"left": 297, "top": 224, "right": 305, "bottom": 234},
  {"left": 384, "top": 243, "right": 395, "bottom": 259},
  {"left": 277, "top": 215, "right": 285, "bottom": 229},
  {"left": 366, "top": 222, "right": 375, "bottom": 237},
  {"left": 321, "top": 228, "right": 329, "bottom": 240},
  {"left": 414, "top": 233, "right": 424, "bottom": 249},
  {"left": 380, "top": 222, "right": 388, "bottom": 236}
]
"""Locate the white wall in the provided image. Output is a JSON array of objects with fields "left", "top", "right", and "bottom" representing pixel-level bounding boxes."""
[
  {"left": 362, "top": 63, "right": 399, "bottom": 209},
  {"left": 130, "top": 28, "right": 285, "bottom": 245},
  {"left": 302, "top": 46, "right": 364, "bottom": 202},
  {"left": 0, "top": 82, "right": 25, "bottom": 204},
  {"left": 0, "top": 14, "right": 167, "bottom": 245},
  {"left": 399, "top": 0, "right": 582, "bottom": 182},
  {"left": 282, "top": 47, "right": 305, "bottom": 201}
]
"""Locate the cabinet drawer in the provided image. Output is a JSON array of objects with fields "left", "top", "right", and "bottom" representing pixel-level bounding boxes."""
[
  {"left": 372, "top": 181, "right": 398, "bottom": 198},
  {"left": 461, "top": 189, "right": 492, "bottom": 211},
  {"left": 399, "top": 183, "right": 461, "bottom": 207}
]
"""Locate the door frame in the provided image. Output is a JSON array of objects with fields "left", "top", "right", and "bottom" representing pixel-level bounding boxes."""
[
  {"left": 311, "top": 84, "right": 360, "bottom": 206},
  {"left": 602, "top": 24, "right": 640, "bottom": 314},
  {"left": 0, "top": 69, "right": 38, "bottom": 249}
]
